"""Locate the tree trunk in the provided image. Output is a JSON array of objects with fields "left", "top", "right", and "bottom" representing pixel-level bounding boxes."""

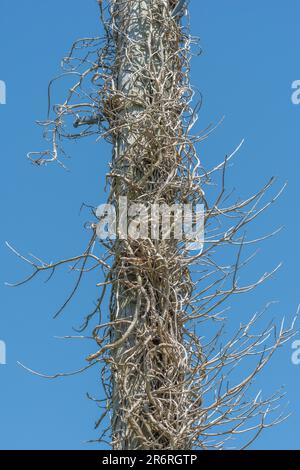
[{"left": 108, "top": 0, "right": 192, "bottom": 450}]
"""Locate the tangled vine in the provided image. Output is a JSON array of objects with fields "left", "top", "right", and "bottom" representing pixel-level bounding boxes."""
[{"left": 8, "top": 0, "right": 297, "bottom": 450}]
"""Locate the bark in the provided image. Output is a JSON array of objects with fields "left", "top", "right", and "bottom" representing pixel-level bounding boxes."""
[{"left": 108, "top": 0, "right": 191, "bottom": 449}]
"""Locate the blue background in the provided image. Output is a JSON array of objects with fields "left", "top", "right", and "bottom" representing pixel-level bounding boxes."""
[{"left": 0, "top": 0, "right": 299, "bottom": 449}]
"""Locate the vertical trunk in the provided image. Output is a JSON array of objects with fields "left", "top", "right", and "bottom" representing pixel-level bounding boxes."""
[{"left": 108, "top": 0, "right": 191, "bottom": 449}]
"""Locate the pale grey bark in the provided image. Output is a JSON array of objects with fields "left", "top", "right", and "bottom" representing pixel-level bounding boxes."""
[{"left": 111, "top": 0, "right": 159, "bottom": 449}]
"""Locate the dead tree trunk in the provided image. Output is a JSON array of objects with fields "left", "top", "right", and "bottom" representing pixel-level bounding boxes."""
[{"left": 108, "top": 0, "right": 193, "bottom": 449}]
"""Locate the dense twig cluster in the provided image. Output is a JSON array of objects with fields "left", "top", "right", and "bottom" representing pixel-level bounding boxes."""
[{"left": 9, "top": 0, "right": 296, "bottom": 450}]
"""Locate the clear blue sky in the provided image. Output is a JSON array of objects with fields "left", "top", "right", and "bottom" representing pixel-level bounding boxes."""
[{"left": 0, "top": 0, "right": 299, "bottom": 450}]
